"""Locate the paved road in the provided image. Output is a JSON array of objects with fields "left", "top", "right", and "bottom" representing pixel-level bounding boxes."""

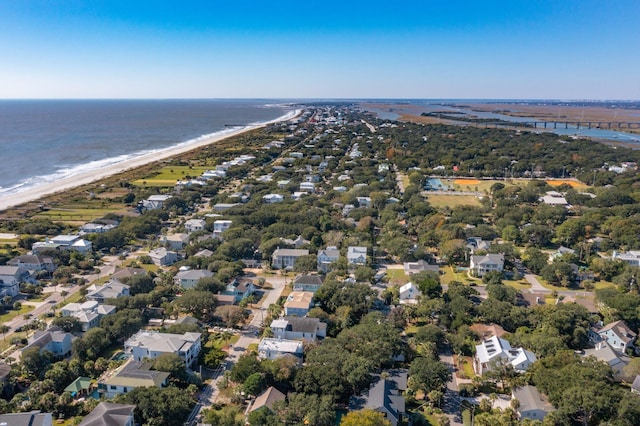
[
  {"left": 524, "top": 274, "right": 551, "bottom": 294},
  {"left": 440, "top": 346, "right": 463, "bottom": 426}
]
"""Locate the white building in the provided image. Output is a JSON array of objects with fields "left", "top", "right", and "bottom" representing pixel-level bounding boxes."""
[
  {"left": 474, "top": 335, "right": 536, "bottom": 375},
  {"left": 213, "top": 220, "right": 233, "bottom": 238},
  {"left": 142, "top": 194, "right": 172, "bottom": 210},
  {"left": 184, "top": 219, "right": 206, "bottom": 233},
  {"left": 148, "top": 247, "right": 178, "bottom": 266},
  {"left": 271, "top": 248, "right": 309, "bottom": 269},
  {"left": 317, "top": 247, "right": 340, "bottom": 273},
  {"left": 258, "top": 338, "right": 304, "bottom": 360},
  {"left": 124, "top": 330, "right": 202, "bottom": 367},
  {"left": 347, "top": 246, "right": 368, "bottom": 265},
  {"left": 469, "top": 254, "right": 504, "bottom": 278},
  {"left": 263, "top": 193, "right": 285, "bottom": 203},
  {"left": 399, "top": 282, "right": 422, "bottom": 305},
  {"left": 173, "top": 269, "right": 214, "bottom": 289},
  {"left": 61, "top": 300, "right": 116, "bottom": 331},
  {"left": 85, "top": 280, "right": 130, "bottom": 303},
  {"left": 512, "top": 386, "right": 555, "bottom": 421},
  {"left": 0, "top": 265, "right": 28, "bottom": 297},
  {"left": 270, "top": 317, "right": 327, "bottom": 341},
  {"left": 612, "top": 251, "right": 640, "bottom": 267}
]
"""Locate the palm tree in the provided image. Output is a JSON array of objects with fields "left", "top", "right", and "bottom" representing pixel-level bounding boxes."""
[
  {"left": 60, "top": 290, "right": 68, "bottom": 302},
  {"left": 0, "top": 325, "right": 9, "bottom": 341}
]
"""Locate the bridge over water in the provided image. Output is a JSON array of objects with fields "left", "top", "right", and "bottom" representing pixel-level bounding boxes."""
[{"left": 475, "top": 121, "right": 640, "bottom": 130}]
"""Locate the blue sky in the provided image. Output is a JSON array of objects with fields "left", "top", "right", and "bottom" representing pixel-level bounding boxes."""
[{"left": 1, "top": 0, "right": 638, "bottom": 99}]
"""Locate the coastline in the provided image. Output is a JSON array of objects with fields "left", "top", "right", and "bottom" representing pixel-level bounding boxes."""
[{"left": 0, "top": 109, "right": 302, "bottom": 212}]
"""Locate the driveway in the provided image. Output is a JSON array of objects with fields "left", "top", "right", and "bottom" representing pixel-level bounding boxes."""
[{"left": 524, "top": 274, "right": 551, "bottom": 294}]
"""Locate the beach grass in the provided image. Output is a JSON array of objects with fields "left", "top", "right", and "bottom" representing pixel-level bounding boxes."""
[
  {"left": 426, "top": 194, "right": 482, "bottom": 208},
  {"left": 131, "top": 165, "right": 211, "bottom": 186}
]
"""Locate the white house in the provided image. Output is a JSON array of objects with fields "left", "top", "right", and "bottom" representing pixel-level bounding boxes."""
[
  {"left": 474, "top": 335, "right": 536, "bottom": 375},
  {"left": 271, "top": 248, "right": 309, "bottom": 269},
  {"left": 79, "top": 222, "right": 117, "bottom": 234},
  {"left": 85, "top": 280, "right": 130, "bottom": 303},
  {"left": 173, "top": 269, "right": 214, "bottom": 290},
  {"left": 612, "top": 251, "right": 640, "bottom": 267},
  {"left": 258, "top": 338, "right": 304, "bottom": 360},
  {"left": 161, "top": 233, "right": 190, "bottom": 251},
  {"left": 469, "top": 254, "right": 504, "bottom": 278},
  {"left": 184, "top": 219, "right": 206, "bottom": 233},
  {"left": 142, "top": 194, "right": 172, "bottom": 210},
  {"left": 61, "top": 301, "right": 116, "bottom": 332},
  {"left": 263, "top": 193, "right": 285, "bottom": 203},
  {"left": 399, "top": 282, "right": 422, "bottom": 305},
  {"left": 222, "top": 278, "right": 256, "bottom": 303},
  {"left": 33, "top": 235, "right": 93, "bottom": 254},
  {"left": 0, "top": 411, "right": 53, "bottom": 426},
  {"left": 584, "top": 340, "right": 631, "bottom": 382},
  {"left": 0, "top": 265, "right": 28, "bottom": 297},
  {"left": 317, "top": 247, "right": 340, "bottom": 273},
  {"left": 8, "top": 254, "right": 56, "bottom": 273},
  {"left": 540, "top": 191, "right": 568, "bottom": 206},
  {"left": 270, "top": 316, "right": 327, "bottom": 341},
  {"left": 347, "top": 246, "right": 368, "bottom": 265},
  {"left": 213, "top": 220, "right": 233, "bottom": 238},
  {"left": 299, "top": 182, "right": 316, "bottom": 193},
  {"left": 148, "top": 247, "right": 178, "bottom": 266},
  {"left": 356, "top": 196, "right": 372, "bottom": 208},
  {"left": 124, "top": 330, "right": 202, "bottom": 367},
  {"left": 512, "top": 386, "right": 555, "bottom": 421},
  {"left": 403, "top": 260, "right": 439, "bottom": 276},
  {"left": 97, "top": 360, "right": 169, "bottom": 399}
]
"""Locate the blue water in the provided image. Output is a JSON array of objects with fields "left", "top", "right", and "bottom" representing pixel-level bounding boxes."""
[
  {"left": 363, "top": 100, "right": 640, "bottom": 143},
  {"left": 0, "top": 99, "right": 291, "bottom": 197}
]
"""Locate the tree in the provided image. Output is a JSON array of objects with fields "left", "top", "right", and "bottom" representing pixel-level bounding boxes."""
[
  {"left": 116, "top": 386, "right": 195, "bottom": 426},
  {"left": 51, "top": 316, "right": 82, "bottom": 333},
  {"left": 230, "top": 353, "right": 262, "bottom": 384},
  {"left": 153, "top": 353, "right": 189, "bottom": 386},
  {"left": 294, "top": 255, "right": 318, "bottom": 273},
  {"left": 408, "top": 355, "right": 451, "bottom": 395},
  {"left": 174, "top": 290, "right": 217, "bottom": 322},
  {"left": 0, "top": 325, "right": 10, "bottom": 341},
  {"left": 340, "top": 409, "right": 392, "bottom": 426},
  {"left": 412, "top": 271, "right": 442, "bottom": 299},
  {"left": 214, "top": 305, "right": 245, "bottom": 328},
  {"left": 243, "top": 372, "right": 265, "bottom": 397},
  {"left": 439, "top": 239, "right": 468, "bottom": 265}
]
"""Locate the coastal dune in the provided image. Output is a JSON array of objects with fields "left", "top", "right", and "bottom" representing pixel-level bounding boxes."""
[{"left": 0, "top": 109, "right": 302, "bottom": 212}]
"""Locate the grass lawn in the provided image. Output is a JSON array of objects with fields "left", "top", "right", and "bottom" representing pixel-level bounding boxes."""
[
  {"left": 207, "top": 333, "right": 240, "bottom": 350},
  {"left": 131, "top": 165, "right": 211, "bottom": 186},
  {"left": 441, "top": 266, "right": 473, "bottom": 284},
  {"left": 462, "top": 409, "right": 472, "bottom": 426},
  {"left": 54, "top": 290, "right": 84, "bottom": 309},
  {"left": 426, "top": 194, "right": 482, "bottom": 208},
  {"left": 0, "top": 304, "right": 34, "bottom": 323},
  {"left": 386, "top": 268, "right": 408, "bottom": 285},
  {"left": 35, "top": 206, "right": 127, "bottom": 223},
  {"left": 458, "top": 356, "right": 476, "bottom": 379},
  {"left": 503, "top": 279, "right": 531, "bottom": 291},
  {"left": 424, "top": 412, "right": 440, "bottom": 425},
  {"left": 594, "top": 280, "right": 616, "bottom": 290}
]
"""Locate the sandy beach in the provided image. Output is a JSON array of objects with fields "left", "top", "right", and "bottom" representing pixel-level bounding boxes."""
[{"left": 0, "top": 109, "right": 302, "bottom": 212}]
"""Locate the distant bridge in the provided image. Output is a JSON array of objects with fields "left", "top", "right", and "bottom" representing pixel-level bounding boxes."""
[{"left": 472, "top": 121, "right": 640, "bottom": 130}]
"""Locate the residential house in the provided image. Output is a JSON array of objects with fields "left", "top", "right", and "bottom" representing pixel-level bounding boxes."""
[
  {"left": 349, "top": 370, "right": 408, "bottom": 426},
  {"left": 86, "top": 280, "right": 130, "bottom": 303},
  {"left": 124, "top": 330, "right": 202, "bottom": 367},
  {"left": 466, "top": 237, "right": 491, "bottom": 254},
  {"left": 474, "top": 335, "right": 536, "bottom": 375},
  {"left": 399, "top": 282, "right": 421, "bottom": 305},
  {"left": 258, "top": 338, "right": 304, "bottom": 360},
  {"left": 161, "top": 233, "right": 190, "bottom": 251},
  {"left": 469, "top": 253, "right": 504, "bottom": 278},
  {"left": 33, "top": 234, "right": 93, "bottom": 254},
  {"left": 8, "top": 254, "right": 56, "bottom": 273},
  {"left": 213, "top": 203, "right": 240, "bottom": 212},
  {"left": 403, "top": 260, "right": 439, "bottom": 276},
  {"left": 304, "top": 174, "right": 319, "bottom": 183},
  {"left": 111, "top": 267, "right": 146, "bottom": 281},
  {"left": 193, "top": 249, "right": 214, "bottom": 258},
  {"left": 174, "top": 269, "right": 214, "bottom": 290},
  {"left": 512, "top": 386, "right": 555, "bottom": 421},
  {"left": 356, "top": 196, "right": 372, "bottom": 208},
  {"left": 80, "top": 222, "right": 117, "bottom": 234},
  {"left": 0, "top": 411, "right": 53, "bottom": 426},
  {"left": 284, "top": 291, "right": 314, "bottom": 317},
  {"left": 61, "top": 301, "right": 116, "bottom": 331},
  {"left": 277, "top": 180, "right": 291, "bottom": 189},
  {"left": 22, "top": 329, "right": 73, "bottom": 359},
  {"left": 98, "top": 359, "right": 170, "bottom": 399},
  {"left": 584, "top": 340, "right": 631, "bottom": 382},
  {"left": 317, "top": 246, "right": 340, "bottom": 273},
  {"left": 548, "top": 246, "right": 576, "bottom": 263},
  {"left": 249, "top": 387, "right": 286, "bottom": 414},
  {"left": 213, "top": 220, "right": 233, "bottom": 238},
  {"left": 64, "top": 376, "right": 93, "bottom": 399},
  {"left": 271, "top": 248, "right": 309, "bottom": 269},
  {"left": 263, "top": 193, "right": 284, "bottom": 203},
  {"left": 79, "top": 402, "right": 136, "bottom": 426},
  {"left": 299, "top": 182, "right": 316, "bottom": 193},
  {"left": 342, "top": 204, "right": 355, "bottom": 217},
  {"left": 347, "top": 246, "right": 368, "bottom": 265},
  {"left": 142, "top": 194, "right": 172, "bottom": 210},
  {"left": 0, "top": 265, "right": 28, "bottom": 297},
  {"left": 184, "top": 219, "right": 206, "bottom": 233},
  {"left": 270, "top": 316, "right": 327, "bottom": 341},
  {"left": 280, "top": 235, "right": 310, "bottom": 248},
  {"left": 612, "top": 250, "right": 640, "bottom": 267},
  {"left": 148, "top": 247, "right": 178, "bottom": 266},
  {"left": 223, "top": 278, "right": 256, "bottom": 303},
  {"left": 540, "top": 191, "right": 568, "bottom": 206},
  {"left": 598, "top": 320, "right": 636, "bottom": 352},
  {"left": 292, "top": 274, "right": 323, "bottom": 293}
]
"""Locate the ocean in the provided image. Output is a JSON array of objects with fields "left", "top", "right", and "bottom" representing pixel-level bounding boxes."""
[{"left": 0, "top": 99, "right": 290, "bottom": 198}]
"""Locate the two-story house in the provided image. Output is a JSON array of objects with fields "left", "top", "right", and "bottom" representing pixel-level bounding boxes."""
[
  {"left": 598, "top": 320, "right": 637, "bottom": 352},
  {"left": 173, "top": 269, "right": 214, "bottom": 290},
  {"left": 258, "top": 338, "right": 304, "bottom": 361},
  {"left": 347, "top": 246, "right": 368, "bottom": 266},
  {"left": 85, "top": 280, "right": 130, "bottom": 303},
  {"left": 0, "top": 265, "right": 28, "bottom": 297},
  {"left": 284, "top": 291, "right": 314, "bottom": 317},
  {"left": 98, "top": 359, "right": 169, "bottom": 399},
  {"left": 124, "top": 330, "right": 201, "bottom": 367},
  {"left": 469, "top": 254, "right": 504, "bottom": 278},
  {"left": 317, "top": 247, "right": 340, "bottom": 273},
  {"left": 271, "top": 248, "right": 309, "bottom": 270},
  {"left": 270, "top": 316, "right": 327, "bottom": 341},
  {"left": 292, "top": 274, "right": 324, "bottom": 293}
]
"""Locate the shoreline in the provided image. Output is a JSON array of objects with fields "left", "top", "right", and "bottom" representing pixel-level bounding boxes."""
[{"left": 0, "top": 109, "right": 302, "bottom": 212}]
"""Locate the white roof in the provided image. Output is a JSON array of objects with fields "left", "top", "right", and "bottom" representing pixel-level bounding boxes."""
[
  {"left": 259, "top": 338, "right": 303, "bottom": 354},
  {"left": 476, "top": 335, "right": 511, "bottom": 364}
]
